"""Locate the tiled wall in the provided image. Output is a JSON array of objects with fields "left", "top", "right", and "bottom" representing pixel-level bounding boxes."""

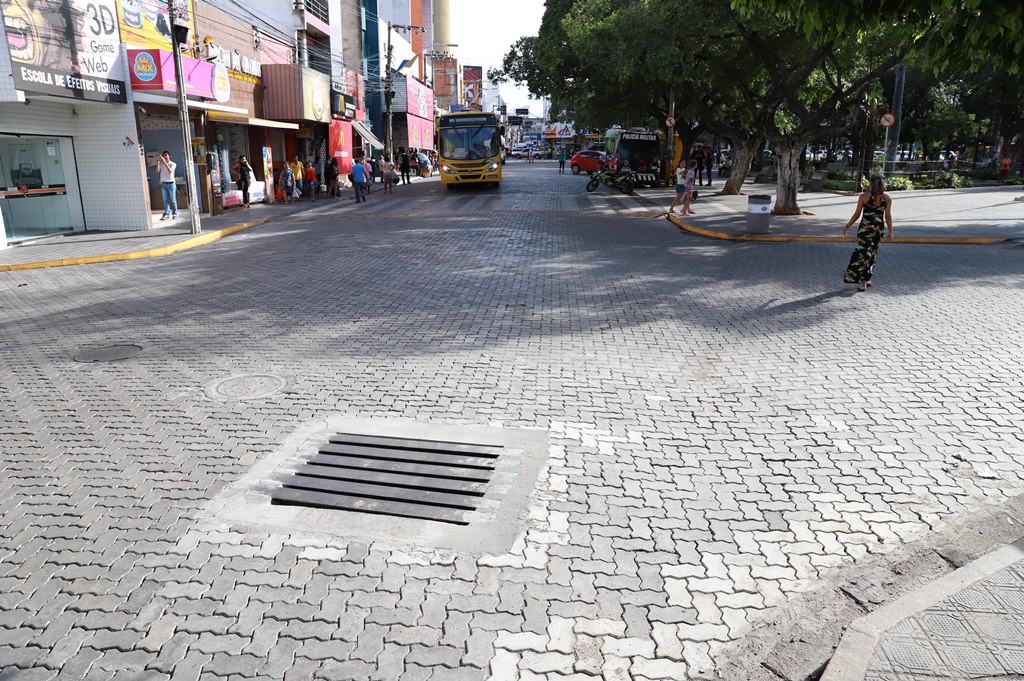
[
  {"left": 0, "top": 98, "right": 151, "bottom": 231},
  {"left": 0, "top": 12, "right": 18, "bottom": 103}
]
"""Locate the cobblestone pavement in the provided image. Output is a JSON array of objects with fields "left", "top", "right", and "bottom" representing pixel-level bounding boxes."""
[
  {"left": 866, "top": 561, "right": 1024, "bottom": 680},
  {"left": 2, "top": 160, "right": 1024, "bottom": 680}
]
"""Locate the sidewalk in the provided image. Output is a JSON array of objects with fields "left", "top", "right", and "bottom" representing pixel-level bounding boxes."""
[
  {"left": 824, "top": 540, "right": 1024, "bottom": 680},
  {"left": 645, "top": 181, "right": 1024, "bottom": 244},
  {"left": 0, "top": 175, "right": 434, "bottom": 271}
]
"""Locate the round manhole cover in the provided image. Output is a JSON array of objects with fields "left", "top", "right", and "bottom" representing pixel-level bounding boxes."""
[
  {"left": 207, "top": 374, "right": 288, "bottom": 400},
  {"left": 74, "top": 344, "right": 143, "bottom": 363}
]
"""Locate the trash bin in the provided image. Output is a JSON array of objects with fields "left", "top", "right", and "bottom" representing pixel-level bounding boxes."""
[{"left": 746, "top": 194, "right": 771, "bottom": 234}]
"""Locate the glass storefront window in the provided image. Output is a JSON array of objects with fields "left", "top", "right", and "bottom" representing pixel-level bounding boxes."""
[{"left": 1, "top": 136, "right": 79, "bottom": 241}]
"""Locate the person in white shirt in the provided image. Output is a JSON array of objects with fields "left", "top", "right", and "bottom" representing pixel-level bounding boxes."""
[{"left": 155, "top": 151, "right": 177, "bottom": 220}]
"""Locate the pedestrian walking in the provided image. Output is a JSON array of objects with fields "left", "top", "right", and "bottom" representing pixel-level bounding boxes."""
[
  {"left": 351, "top": 156, "right": 367, "bottom": 203},
  {"left": 237, "top": 155, "right": 253, "bottom": 207},
  {"left": 304, "top": 161, "right": 317, "bottom": 201},
  {"left": 363, "top": 157, "right": 374, "bottom": 194},
  {"left": 842, "top": 174, "right": 894, "bottom": 292},
  {"left": 325, "top": 158, "right": 340, "bottom": 198},
  {"left": 693, "top": 147, "right": 706, "bottom": 186},
  {"left": 669, "top": 160, "right": 696, "bottom": 215},
  {"left": 291, "top": 155, "right": 305, "bottom": 200},
  {"left": 557, "top": 147, "right": 566, "bottom": 174},
  {"left": 399, "top": 148, "right": 411, "bottom": 185},
  {"left": 280, "top": 164, "right": 296, "bottom": 204},
  {"left": 154, "top": 150, "right": 177, "bottom": 220},
  {"left": 704, "top": 152, "right": 714, "bottom": 188}
]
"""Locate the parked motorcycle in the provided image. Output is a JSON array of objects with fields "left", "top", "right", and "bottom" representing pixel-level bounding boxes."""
[{"left": 585, "top": 167, "right": 635, "bottom": 194}]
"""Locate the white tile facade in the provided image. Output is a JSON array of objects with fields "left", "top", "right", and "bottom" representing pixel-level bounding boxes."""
[
  {"left": 0, "top": 12, "right": 19, "bottom": 103},
  {"left": 0, "top": 97, "right": 151, "bottom": 231},
  {"left": 1, "top": 36, "right": 150, "bottom": 233}
]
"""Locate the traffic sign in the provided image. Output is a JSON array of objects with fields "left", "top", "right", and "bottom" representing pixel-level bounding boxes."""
[
  {"left": 507, "top": 115, "right": 524, "bottom": 126},
  {"left": 880, "top": 112, "right": 896, "bottom": 128},
  {"left": 665, "top": 116, "right": 676, "bottom": 127},
  {"left": 515, "top": 108, "right": 530, "bottom": 115}
]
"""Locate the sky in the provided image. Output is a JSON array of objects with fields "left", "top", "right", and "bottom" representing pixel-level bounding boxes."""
[{"left": 449, "top": 0, "right": 548, "bottom": 117}]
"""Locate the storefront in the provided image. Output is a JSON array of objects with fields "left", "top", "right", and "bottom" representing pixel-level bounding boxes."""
[
  {"left": 0, "top": 0, "right": 146, "bottom": 245},
  {"left": 194, "top": 4, "right": 296, "bottom": 211},
  {"left": 393, "top": 75, "right": 435, "bottom": 154},
  {"left": 263, "top": 64, "right": 333, "bottom": 183}
]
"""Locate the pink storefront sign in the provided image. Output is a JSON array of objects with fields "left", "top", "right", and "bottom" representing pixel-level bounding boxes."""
[
  {"left": 128, "top": 49, "right": 215, "bottom": 98},
  {"left": 407, "top": 115, "right": 434, "bottom": 150}
]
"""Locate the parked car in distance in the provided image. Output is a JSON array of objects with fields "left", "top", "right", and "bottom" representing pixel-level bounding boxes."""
[
  {"left": 510, "top": 144, "right": 532, "bottom": 159},
  {"left": 569, "top": 150, "right": 606, "bottom": 174}
]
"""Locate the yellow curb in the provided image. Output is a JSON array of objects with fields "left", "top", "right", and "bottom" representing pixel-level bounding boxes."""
[
  {"left": 0, "top": 219, "right": 268, "bottom": 273},
  {"left": 666, "top": 213, "right": 1005, "bottom": 245}
]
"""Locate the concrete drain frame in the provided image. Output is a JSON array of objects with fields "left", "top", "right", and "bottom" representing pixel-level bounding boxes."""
[{"left": 204, "top": 417, "right": 549, "bottom": 554}]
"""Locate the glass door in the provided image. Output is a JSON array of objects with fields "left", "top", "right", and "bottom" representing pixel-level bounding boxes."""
[{"left": 0, "top": 136, "right": 76, "bottom": 241}]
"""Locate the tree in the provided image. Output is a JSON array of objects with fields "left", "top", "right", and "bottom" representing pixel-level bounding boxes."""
[{"left": 731, "top": 0, "right": 1024, "bottom": 75}]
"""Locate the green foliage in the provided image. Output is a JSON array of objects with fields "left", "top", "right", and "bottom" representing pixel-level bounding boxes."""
[
  {"left": 1003, "top": 175, "right": 1024, "bottom": 186},
  {"left": 928, "top": 171, "right": 974, "bottom": 188},
  {"left": 824, "top": 179, "right": 859, "bottom": 191},
  {"left": 883, "top": 175, "right": 914, "bottom": 191},
  {"left": 731, "top": 0, "right": 1024, "bottom": 74}
]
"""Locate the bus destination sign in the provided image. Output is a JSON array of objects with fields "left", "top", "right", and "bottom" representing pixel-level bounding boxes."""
[{"left": 440, "top": 114, "right": 498, "bottom": 127}]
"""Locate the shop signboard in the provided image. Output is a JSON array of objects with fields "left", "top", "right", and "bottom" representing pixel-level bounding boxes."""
[
  {"left": 329, "top": 120, "right": 353, "bottom": 173},
  {"left": 116, "top": 0, "right": 196, "bottom": 52},
  {"left": 302, "top": 71, "right": 330, "bottom": 122},
  {"left": 543, "top": 122, "right": 575, "bottom": 138},
  {"left": 1, "top": 0, "right": 128, "bottom": 102},
  {"left": 128, "top": 49, "right": 215, "bottom": 98},
  {"left": 407, "top": 117, "right": 433, "bottom": 151},
  {"left": 461, "top": 66, "right": 482, "bottom": 111}
]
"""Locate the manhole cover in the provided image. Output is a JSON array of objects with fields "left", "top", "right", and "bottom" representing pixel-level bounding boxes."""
[
  {"left": 271, "top": 433, "right": 502, "bottom": 525},
  {"left": 74, "top": 344, "right": 143, "bottom": 362},
  {"left": 207, "top": 374, "right": 288, "bottom": 400}
]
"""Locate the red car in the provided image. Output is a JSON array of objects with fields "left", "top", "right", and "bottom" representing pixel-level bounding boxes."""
[{"left": 569, "top": 150, "right": 607, "bottom": 175}]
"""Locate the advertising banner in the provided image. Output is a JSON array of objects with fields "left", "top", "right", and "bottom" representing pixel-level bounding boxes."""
[
  {"left": 543, "top": 122, "right": 575, "bottom": 138},
  {"left": 2, "top": 0, "right": 127, "bottom": 102},
  {"left": 405, "top": 77, "right": 434, "bottom": 122},
  {"left": 128, "top": 49, "right": 215, "bottom": 98},
  {"left": 461, "top": 65, "right": 482, "bottom": 111},
  {"left": 407, "top": 116, "right": 433, "bottom": 151},
  {"left": 302, "top": 70, "right": 330, "bottom": 122},
  {"left": 329, "top": 120, "right": 353, "bottom": 173},
  {"left": 116, "top": 0, "right": 195, "bottom": 52}
]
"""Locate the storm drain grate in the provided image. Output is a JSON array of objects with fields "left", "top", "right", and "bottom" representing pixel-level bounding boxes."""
[{"left": 270, "top": 433, "right": 503, "bottom": 525}]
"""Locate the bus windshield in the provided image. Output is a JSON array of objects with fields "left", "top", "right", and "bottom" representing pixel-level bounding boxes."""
[{"left": 439, "top": 126, "right": 500, "bottom": 160}]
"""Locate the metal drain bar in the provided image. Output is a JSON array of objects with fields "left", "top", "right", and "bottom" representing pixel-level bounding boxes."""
[{"left": 271, "top": 433, "right": 502, "bottom": 525}]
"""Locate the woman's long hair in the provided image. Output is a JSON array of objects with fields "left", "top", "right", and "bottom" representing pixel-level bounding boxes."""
[{"left": 869, "top": 173, "right": 886, "bottom": 205}]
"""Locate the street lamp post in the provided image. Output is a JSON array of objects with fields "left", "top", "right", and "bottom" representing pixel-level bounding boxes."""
[
  {"left": 167, "top": 1, "right": 201, "bottom": 235},
  {"left": 384, "top": 22, "right": 425, "bottom": 161}
]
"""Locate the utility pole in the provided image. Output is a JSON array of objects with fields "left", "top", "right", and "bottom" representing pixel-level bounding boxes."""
[
  {"left": 885, "top": 62, "right": 905, "bottom": 173},
  {"left": 667, "top": 85, "right": 675, "bottom": 185},
  {"left": 384, "top": 22, "right": 424, "bottom": 162},
  {"left": 168, "top": 0, "right": 201, "bottom": 235}
]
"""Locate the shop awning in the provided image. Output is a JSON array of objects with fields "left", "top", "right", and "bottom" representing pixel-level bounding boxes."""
[
  {"left": 353, "top": 120, "right": 384, "bottom": 150},
  {"left": 206, "top": 111, "right": 299, "bottom": 130},
  {"left": 132, "top": 92, "right": 249, "bottom": 116}
]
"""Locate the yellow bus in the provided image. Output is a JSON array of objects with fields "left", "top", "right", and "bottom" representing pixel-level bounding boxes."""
[{"left": 436, "top": 111, "right": 504, "bottom": 189}]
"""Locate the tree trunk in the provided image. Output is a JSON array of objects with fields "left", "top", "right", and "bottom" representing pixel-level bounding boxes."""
[
  {"left": 772, "top": 137, "right": 805, "bottom": 215},
  {"left": 722, "top": 138, "right": 760, "bottom": 195}
]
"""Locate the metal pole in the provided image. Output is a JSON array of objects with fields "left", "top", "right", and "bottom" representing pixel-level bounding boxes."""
[
  {"left": 667, "top": 86, "right": 675, "bottom": 185},
  {"left": 385, "top": 23, "right": 394, "bottom": 161},
  {"left": 168, "top": 1, "right": 200, "bottom": 235},
  {"left": 885, "top": 61, "right": 905, "bottom": 173}
]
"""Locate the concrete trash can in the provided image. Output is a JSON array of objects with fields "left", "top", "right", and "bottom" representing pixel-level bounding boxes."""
[{"left": 746, "top": 194, "right": 771, "bottom": 234}]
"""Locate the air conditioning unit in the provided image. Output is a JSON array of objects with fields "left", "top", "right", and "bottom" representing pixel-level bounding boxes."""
[{"left": 293, "top": 0, "right": 305, "bottom": 10}]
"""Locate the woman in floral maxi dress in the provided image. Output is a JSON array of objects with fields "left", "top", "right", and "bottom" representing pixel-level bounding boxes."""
[{"left": 843, "top": 174, "right": 894, "bottom": 291}]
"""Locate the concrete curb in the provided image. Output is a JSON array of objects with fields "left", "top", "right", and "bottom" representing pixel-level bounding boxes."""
[
  {"left": 665, "top": 213, "right": 1006, "bottom": 245},
  {"left": 820, "top": 537, "right": 1024, "bottom": 681},
  {"left": 0, "top": 218, "right": 268, "bottom": 273}
]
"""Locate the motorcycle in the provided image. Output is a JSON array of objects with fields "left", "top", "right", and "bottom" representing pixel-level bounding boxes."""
[{"left": 585, "top": 167, "right": 635, "bottom": 194}]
